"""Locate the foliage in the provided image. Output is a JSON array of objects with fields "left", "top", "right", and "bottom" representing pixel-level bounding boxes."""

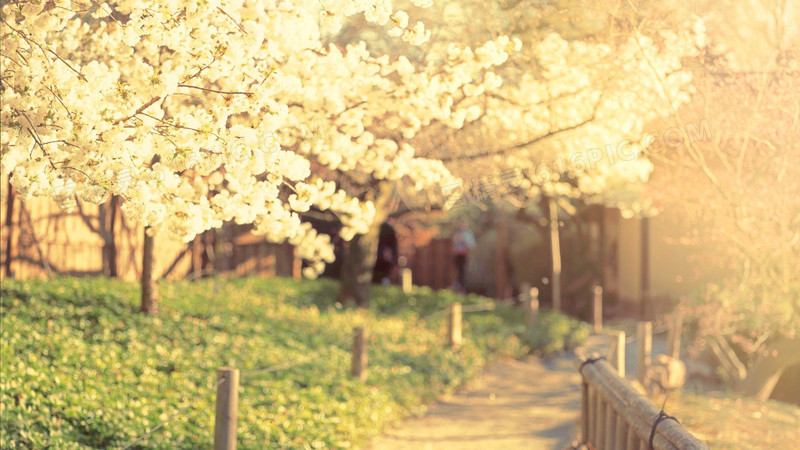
[
  {"left": 0, "top": 277, "right": 584, "bottom": 448},
  {"left": 518, "top": 310, "right": 591, "bottom": 357}
]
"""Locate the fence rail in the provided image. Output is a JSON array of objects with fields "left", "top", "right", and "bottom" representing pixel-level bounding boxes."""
[{"left": 577, "top": 356, "right": 707, "bottom": 450}]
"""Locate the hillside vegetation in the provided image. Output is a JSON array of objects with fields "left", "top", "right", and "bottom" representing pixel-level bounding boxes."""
[{"left": 1, "top": 277, "right": 588, "bottom": 449}]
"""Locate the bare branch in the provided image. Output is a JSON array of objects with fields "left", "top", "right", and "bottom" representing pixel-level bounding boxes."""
[
  {"left": 177, "top": 84, "right": 252, "bottom": 96},
  {"left": 113, "top": 96, "right": 161, "bottom": 125},
  {"left": 216, "top": 7, "right": 247, "bottom": 34}
]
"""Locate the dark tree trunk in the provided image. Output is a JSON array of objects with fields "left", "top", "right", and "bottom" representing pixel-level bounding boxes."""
[
  {"left": 494, "top": 216, "right": 509, "bottom": 299},
  {"left": 102, "top": 195, "right": 118, "bottom": 277},
  {"left": 337, "top": 182, "right": 393, "bottom": 308},
  {"left": 140, "top": 226, "right": 159, "bottom": 315},
  {"left": 738, "top": 335, "right": 800, "bottom": 401},
  {"left": 4, "top": 180, "right": 15, "bottom": 278},
  {"left": 548, "top": 198, "right": 562, "bottom": 311}
]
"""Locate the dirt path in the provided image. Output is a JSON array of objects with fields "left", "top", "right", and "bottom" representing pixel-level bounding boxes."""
[{"left": 367, "top": 354, "right": 585, "bottom": 450}]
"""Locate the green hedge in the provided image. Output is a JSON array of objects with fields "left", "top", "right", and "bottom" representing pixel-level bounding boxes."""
[{"left": 1, "top": 277, "right": 587, "bottom": 448}]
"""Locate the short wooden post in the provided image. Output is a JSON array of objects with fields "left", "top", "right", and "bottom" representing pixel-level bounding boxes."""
[
  {"left": 401, "top": 268, "right": 412, "bottom": 293},
  {"left": 214, "top": 367, "right": 240, "bottom": 450},
  {"left": 292, "top": 253, "right": 302, "bottom": 281},
  {"left": 351, "top": 327, "right": 367, "bottom": 382},
  {"left": 592, "top": 285, "right": 603, "bottom": 333},
  {"left": 608, "top": 330, "right": 626, "bottom": 377},
  {"left": 526, "top": 287, "right": 539, "bottom": 325},
  {"left": 449, "top": 302, "right": 462, "bottom": 348},
  {"left": 637, "top": 321, "right": 652, "bottom": 387},
  {"left": 520, "top": 282, "right": 531, "bottom": 304},
  {"left": 667, "top": 316, "right": 683, "bottom": 359}
]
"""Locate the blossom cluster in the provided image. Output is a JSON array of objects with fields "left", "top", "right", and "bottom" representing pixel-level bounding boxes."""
[
  {"left": 443, "top": 20, "right": 707, "bottom": 217},
  {"left": 0, "top": 0, "right": 524, "bottom": 277}
]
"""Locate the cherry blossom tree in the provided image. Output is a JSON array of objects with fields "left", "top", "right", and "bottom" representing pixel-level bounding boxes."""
[
  {"left": 623, "top": 0, "right": 800, "bottom": 400},
  {"left": 275, "top": 30, "right": 522, "bottom": 306},
  {"left": 397, "top": 0, "right": 707, "bottom": 308},
  {"left": 645, "top": 48, "right": 800, "bottom": 402},
  {"left": 1, "top": 0, "right": 521, "bottom": 311},
  {"left": 1, "top": 0, "right": 708, "bottom": 314}
]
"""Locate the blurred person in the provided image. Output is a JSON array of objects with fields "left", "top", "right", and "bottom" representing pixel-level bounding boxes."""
[
  {"left": 452, "top": 219, "right": 476, "bottom": 293},
  {"left": 373, "top": 220, "right": 399, "bottom": 285}
]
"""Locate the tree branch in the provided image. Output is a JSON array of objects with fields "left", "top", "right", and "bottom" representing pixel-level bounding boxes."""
[
  {"left": 177, "top": 84, "right": 252, "bottom": 96},
  {"left": 113, "top": 96, "right": 161, "bottom": 125}
]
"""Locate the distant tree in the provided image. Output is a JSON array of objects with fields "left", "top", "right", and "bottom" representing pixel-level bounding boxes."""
[
  {"left": 644, "top": 31, "right": 800, "bottom": 399},
  {"left": 402, "top": 0, "right": 706, "bottom": 309}
]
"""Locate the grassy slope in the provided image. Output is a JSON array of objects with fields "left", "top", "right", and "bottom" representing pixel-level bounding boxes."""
[
  {"left": 600, "top": 319, "right": 800, "bottom": 448},
  {"left": 651, "top": 389, "right": 800, "bottom": 448},
  {"left": 1, "top": 277, "right": 586, "bottom": 449}
]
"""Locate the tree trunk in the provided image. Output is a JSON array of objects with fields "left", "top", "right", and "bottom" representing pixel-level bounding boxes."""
[
  {"left": 102, "top": 195, "right": 118, "bottom": 277},
  {"left": 337, "top": 182, "right": 393, "bottom": 308},
  {"left": 738, "top": 335, "right": 800, "bottom": 401},
  {"left": 548, "top": 198, "right": 562, "bottom": 311},
  {"left": 494, "top": 216, "right": 509, "bottom": 299},
  {"left": 141, "top": 226, "right": 159, "bottom": 315},
  {"left": 4, "top": 180, "right": 15, "bottom": 279}
]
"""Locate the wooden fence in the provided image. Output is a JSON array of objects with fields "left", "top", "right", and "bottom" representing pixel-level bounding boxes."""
[
  {"left": 408, "top": 238, "right": 454, "bottom": 290},
  {"left": 1, "top": 180, "right": 444, "bottom": 289},
  {"left": 579, "top": 287, "right": 704, "bottom": 449},
  {"left": 0, "top": 179, "right": 300, "bottom": 282},
  {"left": 577, "top": 356, "right": 707, "bottom": 450}
]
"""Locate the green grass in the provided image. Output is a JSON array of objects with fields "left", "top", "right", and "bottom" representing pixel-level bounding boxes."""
[
  {"left": 651, "top": 389, "right": 800, "bottom": 449},
  {"left": 0, "top": 277, "right": 588, "bottom": 449}
]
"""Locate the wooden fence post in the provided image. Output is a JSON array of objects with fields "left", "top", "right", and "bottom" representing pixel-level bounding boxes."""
[
  {"left": 292, "top": 251, "right": 302, "bottom": 281},
  {"left": 605, "top": 401, "right": 616, "bottom": 450},
  {"left": 526, "top": 287, "right": 539, "bottom": 325},
  {"left": 401, "top": 268, "right": 412, "bottom": 293},
  {"left": 615, "top": 411, "right": 627, "bottom": 449},
  {"left": 587, "top": 385, "right": 596, "bottom": 445},
  {"left": 626, "top": 424, "right": 637, "bottom": 449},
  {"left": 214, "top": 367, "right": 239, "bottom": 450},
  {"left": 637, "top": 321, "right": 652, "bottom": 387},
  {"left": 668, "top": 316, "right": 683, "bottom": 359},
  {"left": 580, "top": 380, "right": 589, "bottom": 444},
  {"left": 520, "top": 282, "right": 531, "bottom": 305},
  {"left": 592, "top": 285, "right": 603, "bottom": 333},
  {"left": 608, "top": 330, "right": 626, "bottom": 377},
  {"left": 595, "top": 394, "right": 606, "bottom": 447},
  {"left": 352, "top": 327, "right": 368, "bottom": 382},
  {"left": 449, "top": 302, "right": 462, "bottom": 348}
]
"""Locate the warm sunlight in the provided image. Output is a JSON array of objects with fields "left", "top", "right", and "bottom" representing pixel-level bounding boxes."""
[{"left": 1, "top": 0, "right": 798, "bottom": 448}]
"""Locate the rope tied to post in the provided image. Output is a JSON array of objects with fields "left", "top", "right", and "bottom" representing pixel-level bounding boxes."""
[
  {"left": 578, "top": 356, "right": 606, "bottom": 375},
  {"left": 648, "top": 406, "right": 679, "bottom": 449}
]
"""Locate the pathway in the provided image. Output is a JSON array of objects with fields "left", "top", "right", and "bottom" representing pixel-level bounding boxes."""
[
  {"left": 367, "top": 353, "right": 586, "bottom": 450},
  {"left": 368, "top": 325, "right": 674, "bottom": 450}
]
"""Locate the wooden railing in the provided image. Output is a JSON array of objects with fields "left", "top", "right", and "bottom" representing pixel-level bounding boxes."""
[{"left": 577, "top": 356, "right": 708, "bottom": 450}]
